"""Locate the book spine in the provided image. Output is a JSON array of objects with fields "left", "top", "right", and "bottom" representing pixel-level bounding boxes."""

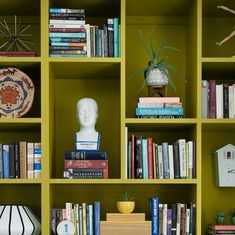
[
  {"left": 141, "top": 139, "right": 148, "bottom": 179},
  {"left": 152, "top": 142, "right": 156, "bottom": 179},
  {"left": 9, "top": 143, "right": 16, "bottom": 178},
  {"left": 177, "top": 139, "right": 186, "bottom": 178},
  {"left": 136, "top": 107, "right": 184, "bottom": 116},
  {"left": 34, "top": 142, "right": 41, "bottom": 179},
  {"left": 113, "top": 18, "right": 119, "bottom": 57},
  {"left": 63, "top": 168, "right": 108, "bottom": 179},
  {"left": 173, "top": 142, "right": 180, "bottom": 179},
  {"left": 64, "top": 159, "right": 108, "bottom": 169},
  {"left": 150, "top": 197, "right": 159, "bottom": 235},
  {"left": 3, "top": 145, "right": 10, "bottom": 178},
  {"left": 50, "top": 12, "right": 85, "bottom": 17},
  {"left": 162, "top": 142, "right": 170, "bottom": 179},
  {"left": 158, "top": 204, "right": 163, "bottom": 235},
  {"left": 65, "top": 151, "right": 108, "bottom": 160},
  {"left": 86, "top": 24, "right": 91, "bottom": 57},
  {"left": 94, "top": 201, "right": 100, "bottom": 235},
  {"left": 147, "top": 137, "right": 153, "bottom": 179},
  {"left": 223, "top": 83, "right": 229, "bottom": 118},
  {"left": 107, "top": 18, "right": 114, "bottom": 57},
  {"left": 49, "top": 24, "right": 86, "bottom": 29},
  {"left": 49, "top": 8, "right": 85, "bottom": 14},
  {"left": 49, "top": 32, "right": 86, "bottom": 38},
  {"left": 157, "top": 145, "right": 164, "bottom": 179},
  {"left": 139, "top": 97, "right": 180, "bottom": 103},
  {"left": 167, "top": 208, "right": 173, "bottom": 235},
  {"left": 27, "top": 143, "right": 34, "bottom": 179},
  {"left": 50, "top": 42, "right": 87, "bottom": 46},
  {"left": 50, "top": 46, "right": 86, "bottom": 50},
  {"left": 49, "top": 16, "right": 85, "bottom": 20},
  {"left": 49, "top": 19, "right": 86, "bottom": 25},
  {"left": 209, "top": 80, "right": 216, "bottom": 118},
  {"left": 49, "top": 54, "right": 87, "bottom": 58},
  {"left": 171, "top": 204, "right": 177, "bottom": 235},
  {"left": 14, "top": 142, "right": 20, "bottom": 178},
  {"left": 82, "top": 203, "right": 87, "bottom": 235},
  {"left": 137, "top": 102, "right": 164, "bottom": 108},
  {"left": 134, "top": 135, "right": 143, "bottom": 178},
  {"left": 168, "top": 144, "right": 174, "bottom": 179},
  {"left": 229, "top": 85, "right": 234, "bottom": 118},
  {"left": 50, "top": 50, "right": 86, "bottom": 55},
  {"left": 49, "top": 28, "right": 86, "bottom": 32},
  {"left": 162, "top": 204, "right": 168, "bottom": 235},
  {"left": 176, "top": 203, "right": 181, "bottom": 235},
  {"left": 201, "top": 80, "right": 209, "bottom": 118},
  {"left": 137, "top": 115, "right": 183, "bottom": 119},
  {"left": 131, "top": 134, "right": 135, "bottom": 179}
]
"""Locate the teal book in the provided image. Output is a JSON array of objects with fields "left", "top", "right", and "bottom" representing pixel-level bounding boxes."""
[
  {"left": 142, "top": 138, "right": 148, "bottom": 179},
  {"left": 3, "top": 144, "right": 10, "bottom": 179},
  {"left": 113, "top": 17, "right": 119, "bottom": 57},
  {"left": 49, "top": 32, "right": 86, "bottom": 38},
  {"left": 136, "top": 107, "right": 184, "bottom": 116}
]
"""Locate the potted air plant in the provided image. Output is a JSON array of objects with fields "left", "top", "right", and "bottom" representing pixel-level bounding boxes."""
[{"left": 117, "top": 187, "right": 136, "bottom": 213}]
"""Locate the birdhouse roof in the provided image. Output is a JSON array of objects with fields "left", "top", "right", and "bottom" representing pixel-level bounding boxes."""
[{"left": 215, "top": 143, "right": 235, "bottom": 153}]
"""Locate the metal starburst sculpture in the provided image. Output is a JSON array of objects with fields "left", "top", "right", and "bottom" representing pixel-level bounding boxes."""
[{"left": 0, "top": 15, "right": 34, "bottom": 51}]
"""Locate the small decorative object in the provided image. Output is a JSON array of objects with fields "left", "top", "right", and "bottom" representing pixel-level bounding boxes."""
[
  {"left": 75, "top": 98, "right": 100, "bottom": 151},
  {"left": 129, "top": 27, "right": 185, "bottom": 96},
  {"left": 214, "top": 144, "right": 235, "bottom": 187},
  {"left": 0, "top": 15, "right": 34, "bottom": 52},
  {"left": 216, "top": 6, "right": 235, "bottom": 57},
  {"left": 117, "top": 187, "right": 135, "bottom": 213},
  {"left": 57, "top": 220, "right": 75, "bottom": 235},
  {"left": 0, "top": 205, "right": 41, "bottom": 235},
  {"left": 229, "top": 210, "right": 235, "bottom": 225},
  {"left": 0, "top": 67, "right": 35, "bottom": 118},
  {"left": 216, "top": 211, "right": 226, "bottom": 225}
]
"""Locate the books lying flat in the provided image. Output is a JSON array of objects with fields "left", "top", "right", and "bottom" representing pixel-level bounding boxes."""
[
  {"left": 64, "top": 159, "right": 108, "bottom": 169},
  {"left": 139, "top": 97, "right": 180, "bottom": 103},
  {"left": 106, "top": 213, "right": 145, "bottom": 221},
  {"left": 65, "top": 151, "right": 108, "bottom": 160},
  {"left": 208, "top": 224, "right": 235, "bottom": 230},
  {"left": 136, "top": 107, "right": 184, "bottom": 116},
  {"left": 64, "top": 168, "right": 108, "bottom": 179},
  {"left": 0, "top": 51, "right": 36, "bottom": 57}
]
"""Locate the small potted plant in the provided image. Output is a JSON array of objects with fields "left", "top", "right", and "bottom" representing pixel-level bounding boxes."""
[
  {"left": 216, "top": 211, "right": 226, "bottom": 224},
  {"left": 229, "top": 210, "right": 235, "bottom": 225},
  {"left": 129, "top": 27, "right": 186, "bottom": 94},
  {"left": 117, "top": 187, "right": 135, "bottom": 213}
]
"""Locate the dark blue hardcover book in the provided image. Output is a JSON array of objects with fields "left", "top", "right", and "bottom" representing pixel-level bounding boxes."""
[
  {"left": 150, "top": 197, "right": 159, "bottom": 235},
  {"left": 3, "top": 145, "right": 10, "bottom": 178},
  {"left": 94, "top": 201, "right": 100, "bottom": 235},
  {"left": 65, "top": 151, "right": 108, "bottom": 160},
  {"left": 0, "top": 143, "right": 2, "bottom": 178},
  {"left": 171, "top": 204, "right": 177, "bottom": 235},
  {"left": 9, "top": 143, "right": 16, "bottom": 178}
]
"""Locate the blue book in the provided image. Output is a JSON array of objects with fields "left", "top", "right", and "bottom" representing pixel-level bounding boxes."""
[
  {"left": 3, "top": 145, "right": 10, "bottom": 179},
  {"left": 98, "top": 29, "right": 102, "bottom": 57},
  {"left": 0, "top": 143, "right": 2, "bottom": 178},
  {"left": 49, "top": 8, "right": 85, "bottom": 14},
  {"left": 150, "top": 197, "right": 159, "bottom": 235},
  {"left": 136, "top": 107, "right": 184, "bottom": 116},
  {"left": 113, "top": 18, "right": 119, "bottom": 57},
  {"left": 94, "top": 201, "right": 100, "bottom": 235},
  {"left": 49, "top": 54, "right": 87, "bottom": 58},
  {"left": 49, "top": 32, "right": 86, "bottom": 38},
  {"left": 142, "top": 139, "right": 148, "bottom": 179}
]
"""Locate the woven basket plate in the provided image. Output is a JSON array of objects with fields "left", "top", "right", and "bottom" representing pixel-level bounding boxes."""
[{"left": 0, "top": 67, "right": 35, "bottom": 118}]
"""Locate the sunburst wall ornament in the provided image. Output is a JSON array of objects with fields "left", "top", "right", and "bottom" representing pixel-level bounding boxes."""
[{"left": 0, "top": 15, "right": 34, "bottom": 52}]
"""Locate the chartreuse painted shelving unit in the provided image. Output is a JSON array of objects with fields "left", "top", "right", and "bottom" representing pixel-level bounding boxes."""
[{"left": 0, "top": 0, "right": 235, "bottom": 234}]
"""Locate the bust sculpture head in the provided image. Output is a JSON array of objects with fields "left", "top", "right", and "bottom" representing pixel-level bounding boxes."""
[{"left": 76, "top": 98, "right": 100, "bottom": 147}]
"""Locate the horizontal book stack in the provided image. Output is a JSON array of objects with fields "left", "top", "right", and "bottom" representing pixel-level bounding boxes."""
[
  {"left": 63, "top": 151, "right": 108, "bottom": 179},
  {"left": 206, "top": 224, "right": 235, "bottom": 235},
  {"left": 136, "top": 97, "right": 183, "bottom": 118},
  {"left": 202, "top": 80, "right": 235, "bottom": 118},
  {"left": 0, "top": 51, "right": 36, "bottom": 57},
  {"left": 127, "top": 134, "right": 196, "bottom": 179},
  {"left": 49, "top": 8, "right": 87, "bottom": 57},
  {"left": 150, "top": 197, "right": 196, "bottom": 235},
  {"left": 51, "top": 201, "right": 100, "bottom": 235},
  {"left": 0, "top": 142, "right": 41, "bottom": 179}
]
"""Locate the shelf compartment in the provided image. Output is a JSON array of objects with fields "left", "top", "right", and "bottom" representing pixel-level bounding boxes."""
[
  {"left": 0, "top": 183, "right": 41, "bottom": 219},
  {"left": 202, "top": 123, "right": 235, "bottom": 233},
  {"left": 0, "top": 0, "right": 41, "bottom": 56},
  {"left": 0, "top": 62, "right": 41, "bottom": 118},
  {"left": 50, "top": 183, "right": 196, "bottom": 221},
  {"left": 202, "top": 0, "right": 235, "bottom": 57},
  {"left": 125, "top": 0, "right": 197, "bottom": 118},
  {"left": 49, "top": 62, "right": 121, "bottom": 179}
]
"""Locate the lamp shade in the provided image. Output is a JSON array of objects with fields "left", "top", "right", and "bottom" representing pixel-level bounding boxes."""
[{"left": 0, "top": 205, "right": 41, "bottom": 235}]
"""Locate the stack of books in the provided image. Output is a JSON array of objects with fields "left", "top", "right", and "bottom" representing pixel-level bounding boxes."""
[
  {"left": 63, "top": 151, "right": 108, "bottom": 179},
  {"left": 136, "top": 97, "right": 183, "bottom": 118},
  {"left": 51, "top": 201, "right": 100, "bottom": 235},
  {"left": 206, "top": 224, "right": 235, "bottom": 234},
  {"left": 49, "top": 7, "right": 87, "bottom": 57}
]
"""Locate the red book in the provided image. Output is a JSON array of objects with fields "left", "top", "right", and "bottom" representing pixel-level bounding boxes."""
[
  {"left": 0, "top": 51, "right": 36, "bottom": 57},
  {"left": 139, "top": 97, "right": 180, "bottom": 103},
  {"left": 64, "top": 159, "right": 108, "bottom": 169},
  {"left": 147, "top": 137, "right": 153, "bottom": 179},
  {"left": 208, "top": 224, "right": 235, "bottom": 230},
  {"left": 209, "top": 80, "right": 216, "bottom": 118}
]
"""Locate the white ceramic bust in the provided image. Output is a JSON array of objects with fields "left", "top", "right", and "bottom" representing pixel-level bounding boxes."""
[{"left": 76, "top": 98, "right": 99, "bottom": 142}]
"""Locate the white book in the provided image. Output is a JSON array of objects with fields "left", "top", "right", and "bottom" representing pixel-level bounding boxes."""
[
  {"left": 187, "top": 141, "right": 193, "bottom": 179},
  {"left": 157, "top": 145, "right": 163, "bottom": 179},
  {"left": 86, "top": 24, "right": 91, "bottom": 57},
  {"left": 49, "top": 24, "right": 86, "bottom": 28},
  {"left": 186, "top": 208, "right": 190, "bottom": 235},
  {"left": 125, "top": 126, "right": 128, "bottom": 179},
  {"left": 216, "top": 84, "right": 223, "bottom": 119},
  {"left": 27, "top": 142, "right": 34, "bottom": 179},
  {"left": 162, "top": 204, "right": 168, "bottom": 235},
  {"left": 49, "top": 19, "right": 86, "bottom": 25},
  {"left": 229, "top": 85, "right": 234, "bottom": 118},
  {"left": 137, "top": 102, "right": 164, "bottom": 108},
  {"left": 177, "top": 139, "right": 186, "bottom": 178},
  {"left": 201, "top": 80, "right": 209, "bottom": 118},
  {"left": 168, "top": 145, "right": 174, "bottom": 179}
]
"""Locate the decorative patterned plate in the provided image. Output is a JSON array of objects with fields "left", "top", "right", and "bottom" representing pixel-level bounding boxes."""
[{"left": 0, "top": 67, "right": 35, "bottom": 118}]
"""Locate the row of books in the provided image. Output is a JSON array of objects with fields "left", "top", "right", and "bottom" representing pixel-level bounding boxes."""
[
  {"left": 206, "top": 224, "right": 235, "bottom": 235},
  {"left": 51, "top": 201, "right": 100, "bottom": 235},
  {"left": 0, "top": 142, "right": 41, "bottom": 179},
  {"left": 136, "top": 97, "right": 183, "bottom": 118},
  {"left": 202, "top": 80, "right": 235, "bottom": 119},
  {"left": 63, "top": 151, "right": 108, "bottom": 179},
  {"left": 127, "top": 135, "right": 196, "bottom": 179},
  {"left": 49, "top": 7, "right": 120, "bottom": 57},
  {"left": 150, "top": 197, "right": 196, "bottom": 235}
]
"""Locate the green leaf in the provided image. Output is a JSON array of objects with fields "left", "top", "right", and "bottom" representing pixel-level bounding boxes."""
[{"left": 162, "top": 62, "right": 186, "bottom": 82}]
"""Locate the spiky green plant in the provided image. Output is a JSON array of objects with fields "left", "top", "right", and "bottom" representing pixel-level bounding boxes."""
[
  {"left": 121, "top": 187, "right": 135, "bottom": 201},
  {"left": 129, "top": 27, "right": 186, "bottom": 93}
]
